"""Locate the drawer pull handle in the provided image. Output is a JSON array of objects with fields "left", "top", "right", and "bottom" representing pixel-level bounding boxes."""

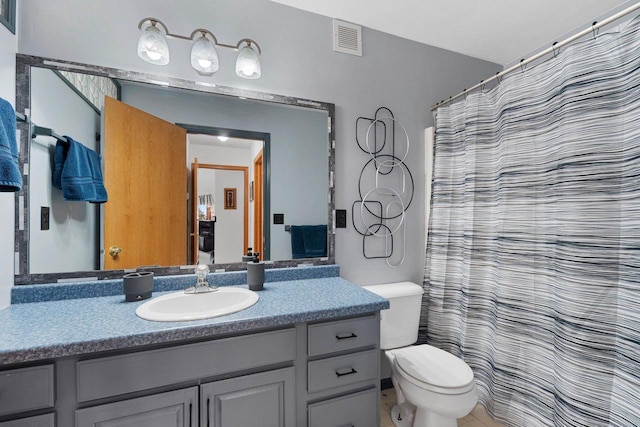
[
  {"left": 335, "top": 333, "right": 358, "bottom": 340},
  {"left": 335, "top": 368, "right": 358, "bottom": 378}
]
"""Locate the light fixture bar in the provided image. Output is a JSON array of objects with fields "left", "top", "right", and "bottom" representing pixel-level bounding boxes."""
[
  {"left": 137, "top": 18, "right": 262, "bottom": 53},
  {"left": 137, "top": 17, "right": 262, "bottom": 79}
]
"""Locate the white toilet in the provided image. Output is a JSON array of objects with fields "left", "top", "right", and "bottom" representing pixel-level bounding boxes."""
[{"left": 364, "top": 282, "right": 477, "bottom": 427}]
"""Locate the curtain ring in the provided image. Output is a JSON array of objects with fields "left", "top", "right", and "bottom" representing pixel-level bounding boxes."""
[
  {"left": 480, "top": 80, "right": 485, "bottom": 93},
  {"left": 495, "top": 71, "right": 502, "bottom": 84},
  {"left": 552, "top": 42, "right": 560, "bottom": 58},
  {"left": 592, "top": 21, "right": 599, "bottom": 40},
  {"left": 463, "top": 88, "right": 467, "bottom": 100},
  {"left": 520, "top": 59, "right": 526, "bottom": 73}
]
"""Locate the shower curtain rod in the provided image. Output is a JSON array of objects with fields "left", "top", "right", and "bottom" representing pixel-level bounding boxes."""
[{"left": 430, "top": 2, "right": 640, "bottom": 112}]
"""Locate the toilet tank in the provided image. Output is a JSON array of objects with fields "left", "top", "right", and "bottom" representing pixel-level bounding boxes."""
[{"left": 363, "top": 282, "right": 424, "bottom": 350}]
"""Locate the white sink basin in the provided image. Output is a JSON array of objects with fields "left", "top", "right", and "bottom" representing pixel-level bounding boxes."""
[{"left": 135, "top": 287, "right": 259, "bottom": 322}]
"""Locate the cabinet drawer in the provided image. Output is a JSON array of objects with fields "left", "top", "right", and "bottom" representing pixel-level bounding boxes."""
[
  {"left": 0, "top": 413, "right": 55, "bottom": 427},
  {"left": 77, "top": 328, "right": 296, "bottom": 402},
  {"left": 0, "top": 364, "right": 54, "bottom": 417},
  {"left": 307, "top": 350, "right": 378, "bottom": 394},
  {"left": 308, "top": 388, "right": 378, "bottom": 427},
  {"left": 308, "top": 316, "right": 378, "bottom": 357}
]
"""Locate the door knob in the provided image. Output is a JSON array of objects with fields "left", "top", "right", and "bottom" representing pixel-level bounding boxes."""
[{"left": 109, "top": 246, "right": 122, "bottom": 257}]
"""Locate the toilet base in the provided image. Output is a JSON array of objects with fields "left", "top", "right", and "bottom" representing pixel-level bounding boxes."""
[
  {"left": 390, "top": 404, "right": 414, "bottom": 427},
  {"left": 391, "top": 403, "right": 459, "bottom": 427}
]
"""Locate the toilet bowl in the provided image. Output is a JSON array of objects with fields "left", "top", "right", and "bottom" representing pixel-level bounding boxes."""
[{"left": 363, "top": 282, "right": 477, "bottom": 427}]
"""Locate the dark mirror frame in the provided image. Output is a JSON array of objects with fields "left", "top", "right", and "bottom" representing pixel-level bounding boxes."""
[{"left": 14, "top": 54, "right": 336, "bottom": 285}]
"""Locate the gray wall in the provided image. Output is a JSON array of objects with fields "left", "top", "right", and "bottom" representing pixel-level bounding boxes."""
[{"left": 15, "top": 0, "right": 500, "bottom": 286}]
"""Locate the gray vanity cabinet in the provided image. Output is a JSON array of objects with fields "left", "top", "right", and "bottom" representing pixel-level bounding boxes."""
[
  {"left": 0, "top": 313, "right": 381, "bottom": 427},
  {"left": 75, "top": 387, "right": 198, "bottom": 427},
  {"left": 201, "top": 367, "right": 295, "bottom": 427}
]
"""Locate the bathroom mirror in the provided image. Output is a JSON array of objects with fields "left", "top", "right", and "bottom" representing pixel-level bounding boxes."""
[{"left": 14, "top": 54, "right": 335, "bottom": 284}]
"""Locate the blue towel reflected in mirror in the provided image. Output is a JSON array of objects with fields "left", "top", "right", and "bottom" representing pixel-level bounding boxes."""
[
  {"left": 290, "top": 225, "right": 327, "bottom": 259},
  {"left": 52, "top": 136, "right": 107, "bottom": 203}
]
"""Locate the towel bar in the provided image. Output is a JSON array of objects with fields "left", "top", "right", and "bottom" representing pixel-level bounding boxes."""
[{"left": 32, "top": 124, "right": 68, "bottom": 143}]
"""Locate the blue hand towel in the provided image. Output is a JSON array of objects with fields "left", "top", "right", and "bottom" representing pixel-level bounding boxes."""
[
  {"left": 290, "top": 226, "right": 307, "bottom": 259},
  {"left": 87, "top": 148, "right": 107, "bottom": 203},
  {"left": 0, "top": 97, "right": 22, "bottom": 192},
  {"left": 52, "top": 140, "right": 68, "bottom": 190},
  {"left": 54, "top": 136, "right": 107, "bottom": 203},
  {"left": 290, "top": 225, "right": 327, "bottom": 259},
  {"left": 302, "top": 225, "right": 327, "bottom": 257}
]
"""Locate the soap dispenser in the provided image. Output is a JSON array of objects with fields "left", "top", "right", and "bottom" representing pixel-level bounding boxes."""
[{"left": 242, "top": 248, "right": 259, "bottom": 263}]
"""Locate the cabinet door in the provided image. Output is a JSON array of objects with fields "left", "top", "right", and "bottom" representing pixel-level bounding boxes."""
[
  {"left": 202, "top": 367, "right": 295, "bottom": 427},
  {"left": 75, "top": 387, "right": 197, "bottom": 427}
]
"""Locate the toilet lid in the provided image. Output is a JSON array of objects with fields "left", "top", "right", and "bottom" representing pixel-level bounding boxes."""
[{"left": 393, "top": 345, "right": 474, "bottom": 390}]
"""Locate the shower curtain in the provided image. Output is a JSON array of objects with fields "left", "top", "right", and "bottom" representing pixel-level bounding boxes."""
[{"left": 422, "top": 16, "right": 640, "bottom": 427}]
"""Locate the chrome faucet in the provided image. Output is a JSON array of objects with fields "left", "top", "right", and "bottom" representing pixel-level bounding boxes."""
[{"left": 185, "top": 264, "right": 217, "bottom": 294}]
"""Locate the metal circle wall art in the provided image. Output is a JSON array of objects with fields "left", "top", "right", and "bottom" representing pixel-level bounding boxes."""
[{"left": 353, "top": 107, "right": 413, "bottom": 266}]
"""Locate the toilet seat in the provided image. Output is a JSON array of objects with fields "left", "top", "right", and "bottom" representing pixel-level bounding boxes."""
[{"left": 392, "top": 345, "right": 475, "bottom": 395}]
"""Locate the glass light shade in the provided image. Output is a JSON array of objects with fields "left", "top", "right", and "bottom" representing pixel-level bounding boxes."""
[
  {"left": 190, "top": 35, "right": 219, "bottom": 74},
  {"left": 235, "top": 44, "right": 261, "bottom": 79},
  {"left": 137, "top": 24, "right": 170, "bottom": 65}
]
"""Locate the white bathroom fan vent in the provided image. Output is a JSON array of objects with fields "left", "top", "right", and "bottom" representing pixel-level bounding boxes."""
[{"left": 333, "top": 20, "right": 362, "bottom": 56}]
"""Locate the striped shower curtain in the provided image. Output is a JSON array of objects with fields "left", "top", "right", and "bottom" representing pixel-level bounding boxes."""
[{"left": 422, "top": 16, "right": 640, "bottom": 427}]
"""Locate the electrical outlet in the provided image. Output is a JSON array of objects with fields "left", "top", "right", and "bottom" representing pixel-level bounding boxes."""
[
  {"left": 41, "top": 206, "right": 50, "bottom": 230},
  {"left": 336, "top": 209, "right": 347, "bottom": 228}
]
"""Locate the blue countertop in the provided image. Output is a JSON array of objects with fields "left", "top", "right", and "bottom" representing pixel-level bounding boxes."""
[{"left": 0, "top": 277, "right": 388, "bottom": 365}]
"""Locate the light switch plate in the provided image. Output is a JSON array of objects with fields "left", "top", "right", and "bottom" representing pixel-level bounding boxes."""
[
  {"left": 41, "top": 206, "right": 50, "bottom": 230},
  {"left": 336, "top": 209, "right": 347, "bottom": 228}
]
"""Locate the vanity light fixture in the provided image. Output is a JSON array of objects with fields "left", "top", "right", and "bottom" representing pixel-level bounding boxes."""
[
  {"left": 190, "top": 30, "right": 219, "bottom": 75},
  {"left": 235, "top": 40, "right": 261, "bottom": 79},
  {"left": 137, "top": 19, "right": 170, "bottom": 65},
  {"left": 137, "top": 17, "right": 262, "bottom": 79},
  {"left": 217, "top": 136, "right": 229, "bottom": 142}
]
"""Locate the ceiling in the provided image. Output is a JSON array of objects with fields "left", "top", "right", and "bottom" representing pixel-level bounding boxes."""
[
  {"left": 270, "top": 0, "right": 631, "bottom": 65},
  {"left": 188, "top": 134, "right": 260, "bottom": 150}
]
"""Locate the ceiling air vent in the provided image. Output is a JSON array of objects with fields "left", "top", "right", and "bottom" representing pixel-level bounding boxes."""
[{"left": 333, "top": 20, "right": 362, "bottom": 56}]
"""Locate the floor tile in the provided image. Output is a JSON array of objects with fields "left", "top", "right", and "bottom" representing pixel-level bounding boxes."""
[
  {"left": 462, "top": 421, "right": 490, "bottom": 427},
  {"left": 458, "top": 412, "right": 479, "bottom": 425},
  {"left": 381, "top": 410, "right": 395, "bottom": 427},
  {"left": 471, "top": 405, "right": 509, "bottom": 427}
]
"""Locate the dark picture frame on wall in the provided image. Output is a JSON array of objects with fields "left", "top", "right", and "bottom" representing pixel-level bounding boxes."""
[
  {"left": 224, "top": 188, "right": 237, "bottom": 210},
  {"left": 0, "top": 0, "right": 16, "bottom": 34}
]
